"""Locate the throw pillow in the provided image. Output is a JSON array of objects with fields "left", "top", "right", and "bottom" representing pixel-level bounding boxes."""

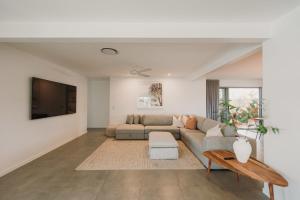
[
  {"left": 185, "top": 116, "right": 197, "bottom": 130},
  {"left": 196, "top": 116, "right": 206, "bottom": 131},
  {"left": 133, "top": 115, "right": 140, "bottom": 124},
  {"left": 222, "top": 125, "right": 237, "bottom": 137},
  {"left": 206, "top": 125, "right": 223, "bottom": 137},
  {"left": 172, "top": 115, "right": 184, "bottom": 128},
  {"left": 126, "top": 114, "right": 134, "bottom": 124},
  {"left": 182, "top": 115, "right": 189, "bottom": 126}
]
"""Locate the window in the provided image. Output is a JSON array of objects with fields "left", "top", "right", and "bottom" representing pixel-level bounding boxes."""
[
  {"left": 228, "top": 88, "right": 260, "bottom": 110},
  {"left": 219, "top": 87, "right": 262, "bottom": 138},
  {"left": 219, "top": 87, "right": 261, "bottom": 115}
]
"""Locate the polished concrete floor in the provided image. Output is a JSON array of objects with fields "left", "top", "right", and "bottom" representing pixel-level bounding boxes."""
[{"left": 0, "top": 129, "right": 268, "bottom": 200}]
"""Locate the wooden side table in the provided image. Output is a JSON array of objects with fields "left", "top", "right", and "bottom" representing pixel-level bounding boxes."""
[{"left": 203, "top": 150, "right": 288, "bottom": 200}]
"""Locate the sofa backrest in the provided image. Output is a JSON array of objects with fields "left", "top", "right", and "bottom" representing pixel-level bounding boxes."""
[
  {"left": 141, "top": 115, "right": 173, "bottom": 126},
  {"left": 199, "top": 118, "right": 221, "bottom": 133},
  {"left": 196, "top": 117, "right": 236, "bottom": 137},
  {"left": 195, "top": 116, "right": 206, "bottom": 130},
  {"left": 222, "top": 126, "right": 236, "bottom": 137},
  {"left": 126, "top": 114, "right": 236, "bottom": 136}
]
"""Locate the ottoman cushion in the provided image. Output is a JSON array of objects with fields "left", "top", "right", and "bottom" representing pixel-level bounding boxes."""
[
  {"left": 149, "top": 132, "right": 178, "bottom": 159},
  {"left": 149, "top": 132, "right": 178, "bottom": 148}
]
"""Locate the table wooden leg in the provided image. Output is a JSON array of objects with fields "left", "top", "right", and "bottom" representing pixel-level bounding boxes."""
[
  {"left": 236, "top": 172, "right": 240, "bottom": 183},
  {"left": 268, "top": 183, "right": 274, "bottom": 200},
  {"left": 207, "top": 159, "right": 212, "bottom": 176}
]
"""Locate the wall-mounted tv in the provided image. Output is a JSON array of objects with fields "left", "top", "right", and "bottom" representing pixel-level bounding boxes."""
[{"left": 31, "top": 77, "right": 77, "bottom": 120}]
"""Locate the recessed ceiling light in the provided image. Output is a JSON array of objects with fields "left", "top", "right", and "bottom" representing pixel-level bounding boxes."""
[
  {"left": 100, "top": 48, "right": 119, "bottom": 55},
  {"left": 167, "top": 73, "right": 171, "bottom": 77}
]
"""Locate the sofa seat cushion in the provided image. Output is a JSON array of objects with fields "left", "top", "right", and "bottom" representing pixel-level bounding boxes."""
[
  {"left": 144, "top": 126, "right": 180, "bottom": 139},
  {"left": 116, "top": 124, "right": 145, "bottom": 140},
  {"left": 116, "top": 124, "right": 145, "bottom": 134},
  {"left": 180, "top": 128, "right": 206, "bottom": 153},
  {"left": 145, "top": 126, "right": 179, "bottom": 134}
]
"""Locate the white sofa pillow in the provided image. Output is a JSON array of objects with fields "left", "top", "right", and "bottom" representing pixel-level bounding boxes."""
[
  {"left": 206, "top": 125, "right": 223, "bottom": 137},
  {"left": 172, "top": 115, "right": 184, "bottom": 128},
  {"left": 182, "top": 115, "right": 189, "bottom": 126}
]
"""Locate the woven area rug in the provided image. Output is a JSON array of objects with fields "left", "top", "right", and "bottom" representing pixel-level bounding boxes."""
[{"left": 76, "top": 138, "right": 204, "bottom": 170}]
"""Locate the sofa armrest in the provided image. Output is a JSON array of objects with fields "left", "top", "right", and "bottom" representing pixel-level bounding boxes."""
[{"left": 202, "top": 136, "right": 236, "bottom": 151}]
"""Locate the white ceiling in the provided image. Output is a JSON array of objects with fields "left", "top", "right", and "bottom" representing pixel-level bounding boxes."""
[
  {"left": 0, "top": 0, "right": 299, "bottom": 23},
  {"left": 1, "top": 0, "right": 294, "bottom": 79},
  {"left": 206, "top": 51, "right": 262, "bottom": 80},
  {"left": 9, "top": 42, "right": 260, "bottom": 78}
]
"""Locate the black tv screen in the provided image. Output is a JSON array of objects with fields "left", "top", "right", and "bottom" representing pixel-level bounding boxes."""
[{"left": 31, "top": 77, "right": 77, "bottom": 119}]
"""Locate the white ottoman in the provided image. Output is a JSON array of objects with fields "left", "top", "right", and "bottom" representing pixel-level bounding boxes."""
[{"left": 149, "top": 132, "right": 179, "bottom": 160}]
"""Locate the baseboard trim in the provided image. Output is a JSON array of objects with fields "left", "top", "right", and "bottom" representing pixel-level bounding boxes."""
[
  {"left": 0, "top": 132, "right": 85, "bottom": 178},
  {"left": 81, "top": 129, "right": 88, "bottom": 135}
]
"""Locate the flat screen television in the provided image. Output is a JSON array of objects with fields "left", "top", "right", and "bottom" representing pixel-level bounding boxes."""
[{"left": 31, "top": 77, "right": 77, "bottom": 119}]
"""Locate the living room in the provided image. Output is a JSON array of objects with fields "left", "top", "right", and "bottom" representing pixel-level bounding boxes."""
[{"left": 0, "top": 1, "right": 299, "bottom": 200}]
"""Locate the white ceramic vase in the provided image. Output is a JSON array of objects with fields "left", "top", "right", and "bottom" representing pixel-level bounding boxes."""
[{"left": 233, "top": 137, "right": 252, "bottom": 163}]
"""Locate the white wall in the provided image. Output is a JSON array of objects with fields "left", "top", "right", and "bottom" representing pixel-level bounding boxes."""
[
  {"left": 263, "top": 7, "right": 300, "bottom": 200},
  {"left": 87, "top": 79, "right": 110, "bottom": 128},
  {"left": 0, "top": 45, "right": 87, "bottom": 177},
  {"left": 109, "top": 77, "right": 206, "bottom": 124}
]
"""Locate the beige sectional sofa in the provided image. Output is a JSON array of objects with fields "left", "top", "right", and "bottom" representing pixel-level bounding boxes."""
[{"left": 109, "top": 114, "right": 236, "bottom": 169}]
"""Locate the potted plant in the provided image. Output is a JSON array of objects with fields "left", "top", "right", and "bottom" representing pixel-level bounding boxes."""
[{"left": 219, "top": 100, "right": 279, "bottom": 163}]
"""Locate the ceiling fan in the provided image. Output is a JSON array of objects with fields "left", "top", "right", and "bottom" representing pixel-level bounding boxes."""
[{"left": 129, "top": 68, "right": 152, "bottom": 77}]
